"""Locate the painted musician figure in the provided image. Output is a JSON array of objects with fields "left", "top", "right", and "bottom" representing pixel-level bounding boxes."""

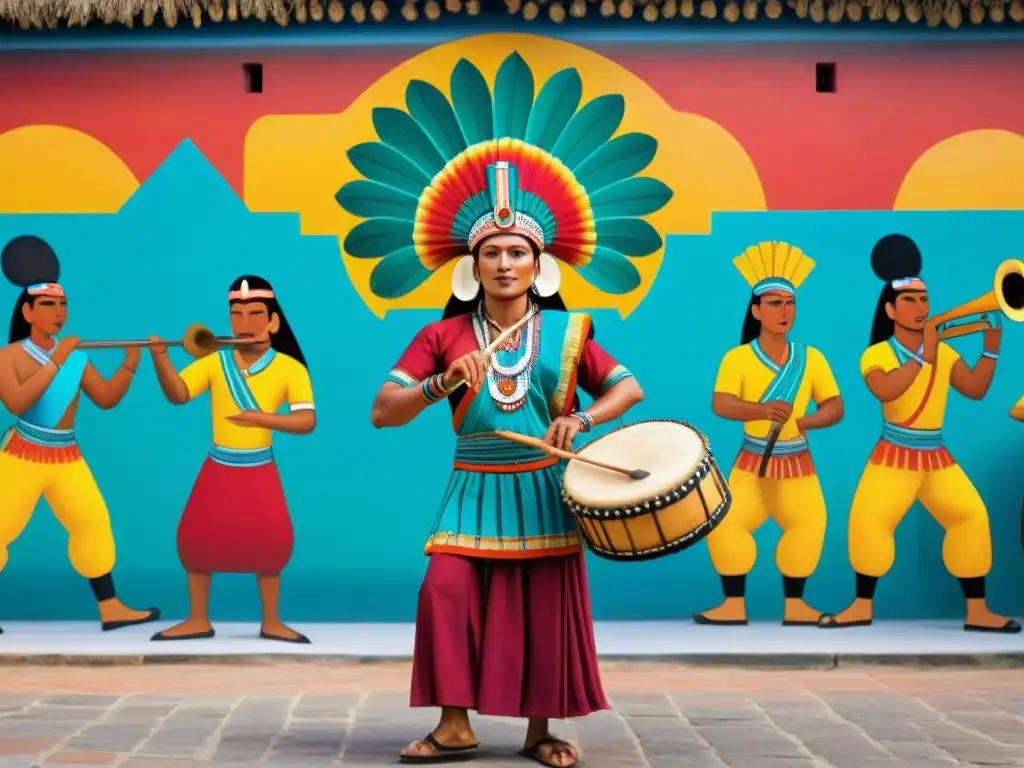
[
  {"left": 148, "top": 276, "right": 316, "bottom": 644},
  {"left": 0, "top": 235, "right": 160, "bottom": 635},
  {"left": 820, "top": 235, "right": 1020, "bottom": 633},
  {"left": 368, "top": 158, "right": 646, "bottom": 763},
  {"left": 695, "top": 243, "right": 844, "bottom": 627}
]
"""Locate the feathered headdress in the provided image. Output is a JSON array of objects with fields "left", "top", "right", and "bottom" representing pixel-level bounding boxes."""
[
  {"left": 336, "top": 52, "right": 673, "bottom": 301},
  {"left": 733, "top": 241, "right": 815, "bottom": 296}
]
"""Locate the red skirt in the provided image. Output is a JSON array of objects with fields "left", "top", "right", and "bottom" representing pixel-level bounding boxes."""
[
  {"left": 410, "top": 552, "right": 608, "bottom": 720},
  {"left": 177, "top": 457, "right": 294, "bottom": 575}
]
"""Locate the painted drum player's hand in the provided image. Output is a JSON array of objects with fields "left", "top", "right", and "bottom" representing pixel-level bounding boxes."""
[
  {"left": 50, "top": 335, "right": 79, "bottom": 367},
  {"left": 760, "top": 400, "right": 793, "bottom": 424},
  {"left": 442, "top": 352, "right": 487, "bottom": 393},
  {"left": 544, "top": 415, "right": 582, "bottom": 452}
]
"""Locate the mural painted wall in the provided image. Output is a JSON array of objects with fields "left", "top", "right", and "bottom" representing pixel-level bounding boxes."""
[{"left": 2, "top": 34, "right": 1024, "bottom": 632}]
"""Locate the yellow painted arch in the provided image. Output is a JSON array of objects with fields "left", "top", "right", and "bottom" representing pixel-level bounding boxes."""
[
  {"left": 0, "top": 125, "right": 139, "bottom": 214},
  {"left": 895, "top": 129, "right": 1024, "bottom": 210},
  {"left": 245, "top": 34, "right": 765, "bottom": 318}
]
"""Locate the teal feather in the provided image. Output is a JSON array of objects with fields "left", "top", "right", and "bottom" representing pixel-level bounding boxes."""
[
  {"left": 550, "top": 95, "right": 625, "bottom": 171},
  {"left": 450, "top": 59, "right": 494, "bottom": 147},
  {"left": 524, "top": 68, "right": 582, "bottom": 152},
  {"left": 371, "top": 107, "right": 445, "bottom": 177},
  {"left": 451, "top": 191, "right": 490, "bottom": 241},
  {"left": 406, "top": 80, "right": 468, "bottom": 161},
  {"left": 589, "top": 177, "right": 673, "bottom": 219},
  {"left": 347, "top": 143, "right": 430, "bottom": 197},
  {"left": 344, "top": 218, "right": 415, "bottom": 259},
  {"left": 492, "top": 52, "right": 534, "bottom": 141},
  {"left": 369, "top": 246, "right": 433, "bottom": 299},
  {"left": 577, "top": 246, "right": 642, "bottom": 294},
  {"left": 574, "top": 134, "right": 657, "bottom": 194},
  {"left": 335, "top": 180, "right": 418, "bottom": 220},
  {"left": 518, "top": 191, "right": 556, "bottom": 242},
  {"left": 594, "top": 219, "right": 663, "bottom": 258}
]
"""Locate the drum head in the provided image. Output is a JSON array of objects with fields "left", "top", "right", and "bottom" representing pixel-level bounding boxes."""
[{"left": 563, "top": 420, "right": 707, "bottom": 509}]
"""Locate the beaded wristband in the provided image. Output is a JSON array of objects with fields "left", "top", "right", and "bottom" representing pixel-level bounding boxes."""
[
  {"left": 571, "top": 410, "right": 594, "bottom": 433},
  {"left": 982, "top": 351, "right": 999, "bottom": 360},
  {"left": 420, "top": 373, "right": 457, "bottom": 404}
]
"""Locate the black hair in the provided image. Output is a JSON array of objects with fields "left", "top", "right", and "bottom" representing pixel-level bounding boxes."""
[
  {"left": 740, "top": 293, "right": 761, "bottom": 345},
  {"left": 2, "top": 235, "right": 61, "bottom": 343},
  {"left": 227, "top": 275, "right": 308, "bottom": 369},
  {"left": 868, "top": 234, "right": 924, "bottom": 345}
]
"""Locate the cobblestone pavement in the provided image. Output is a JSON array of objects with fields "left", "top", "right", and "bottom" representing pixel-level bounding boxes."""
[{"left": 0, "top": 662, "right": 1023, "bottom": 767}]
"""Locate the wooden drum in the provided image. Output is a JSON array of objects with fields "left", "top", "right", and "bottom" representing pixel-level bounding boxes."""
[{"left": 561, "top": 420, "right": 732, "bottom": 561}]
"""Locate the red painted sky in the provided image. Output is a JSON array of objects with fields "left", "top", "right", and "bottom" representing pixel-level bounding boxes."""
[{"left": 2, "top": 43, "right": 1023, "bottom": 210}]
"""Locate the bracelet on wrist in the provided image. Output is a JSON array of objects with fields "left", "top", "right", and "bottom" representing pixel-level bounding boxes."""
[
  {"left": 420, "top": 374, "right": 456, "bottom": 404},
  {"left": 982, "top": 350, "right": 998, "bottom": 360},
  {"left": 571, "top": 411, "right": 594, "bottom": 433},
  {"left": 121, "top": 364, "right": 137, "bottom": 374}
]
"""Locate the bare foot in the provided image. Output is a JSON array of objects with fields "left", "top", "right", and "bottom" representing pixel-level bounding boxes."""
[
  {"left": 964, "top": 602, "right": 1022, "bottom": 633},
  {"left": 783, "top": 598, "right": 822, "bottom": 625},
  {"left": 693, "top": 597, "right": 747, "bottom": 625},
  {"left": 260, "top": 621, "right": 310, "bottom": 644},
  {"left": 523, "top": 737, "right": 579, "bottom": 767},
  {"left": 400, "top": 726, "right": 478, "bottom": 760},
  {"left": 98, "top": 598, "right": 160, "bottom": 631},
  {"left": 818, "top": 598, "right": 873, "bottom": 628},
  {"left": 151, "top": 618, "right": 214, "bottom": 641}
]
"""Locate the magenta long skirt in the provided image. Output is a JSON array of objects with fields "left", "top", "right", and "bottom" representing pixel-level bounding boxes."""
[{"left": 410, "top": 551, "right": 608, "bottom": 719}]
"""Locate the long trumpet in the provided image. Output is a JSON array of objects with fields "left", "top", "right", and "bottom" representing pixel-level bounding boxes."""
[
  {"left": 77, "top": 323, "right": 261, "bottom": 359},
  {"left": 933, "top": 258, "right": 1024, "bottom": 340}
]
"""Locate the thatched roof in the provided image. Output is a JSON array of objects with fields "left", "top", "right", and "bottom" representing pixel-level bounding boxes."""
[{"left": 0, "top": 0, "right": 1021, "bottom": 29}]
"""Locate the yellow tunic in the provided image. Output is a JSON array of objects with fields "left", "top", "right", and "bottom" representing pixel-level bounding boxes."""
[
  {"left": 706, "top": 343, "right": 839, "bottom": 579},
  {"left": 846, "top": 339, "right": 989, "bottom": 580},
  {"left": 180, "top": 351, "right": 314, "bottom": 450},
  {"left": 713, "top": 344, "right": 840, "bottom": 442},
  {"left": 860, "top": 340, "right": 960, "bottom": 431}
]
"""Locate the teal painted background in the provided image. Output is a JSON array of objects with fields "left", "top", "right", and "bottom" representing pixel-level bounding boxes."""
[{"left": 1, "top": 140, "right": 1022, "bottom": 623}]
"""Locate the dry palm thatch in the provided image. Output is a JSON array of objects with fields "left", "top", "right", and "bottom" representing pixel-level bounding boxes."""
[{"left": 0, "top": 0, "right": 1022, "bottom": 26}]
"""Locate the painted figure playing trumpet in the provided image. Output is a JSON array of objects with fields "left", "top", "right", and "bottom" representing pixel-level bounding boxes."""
[
  {"left": 820, "top": 234, "right": 1021, "bottom": 633},
  {"left": 0, "top": 235, "right": 160, "bottom": 635},
  {"left": 149, "top": 275, "right": 317, "bottom": 643}
]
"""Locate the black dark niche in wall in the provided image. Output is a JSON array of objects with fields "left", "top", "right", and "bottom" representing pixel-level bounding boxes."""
[
  {"left": 243, "top": 63, "right": 264, "bottom": 94},
  {"left": 815, "top": 62, "right": 837, "bottom": 94}
]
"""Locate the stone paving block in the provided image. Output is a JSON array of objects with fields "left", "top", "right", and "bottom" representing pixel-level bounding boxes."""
[
  {"left": 43, "top": 749, "right": 121, "bottom": 764},
  {"left": 800, "top": 736, "right": 891, "bottom": 758},
  {"left": 43, "top": 697, "right": 122, "bottom": 708},
  {"left": 880, "top": 740, "right": 957, "bottom": 761},
  {"left": 0, "top": 757, "right": 42, "bottom": 768},
  {"left": 815, "top": 760, "right": 909, "bottom": 768}
]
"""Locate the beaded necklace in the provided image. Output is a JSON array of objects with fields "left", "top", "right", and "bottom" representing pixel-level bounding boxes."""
[{"left": 472, "top": 302, "right": 541, "bottom": 413}]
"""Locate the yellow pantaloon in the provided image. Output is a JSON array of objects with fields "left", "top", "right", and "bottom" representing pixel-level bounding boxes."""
[
  {"left": 706, "top": 467, "right": 827, "bottom": 578},
  {"left": 0, "top": 451, "right": 117, "bottom": 579},
  {"left": 847, "top": 461, "right": 991, "bottom": 579}
]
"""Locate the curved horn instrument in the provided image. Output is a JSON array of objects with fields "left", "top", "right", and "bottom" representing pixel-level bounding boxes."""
[
  {"left": 77, "top": 324, "right": 261, "bottom": 359},
  {"left": 933, "top": 258, "right": 1024, "bottom": 340}
]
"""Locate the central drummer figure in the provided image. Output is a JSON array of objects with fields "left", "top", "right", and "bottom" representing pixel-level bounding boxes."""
[
  {"left": 695, "top": 243, "right": 844, "bottom": 627},
  {"left": 367, "top": 165, "right": 647, "bottom": 764}
]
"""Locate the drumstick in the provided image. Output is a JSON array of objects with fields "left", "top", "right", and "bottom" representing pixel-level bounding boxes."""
[
  {"left": 493, "top": 430, "right": 652, "bottom": 480},
  {"left": 757, "top": 421, "right": 783, "bottom": 478},
  {"left": 450, "top": 309, "right": 534, "bottom": 390}
]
